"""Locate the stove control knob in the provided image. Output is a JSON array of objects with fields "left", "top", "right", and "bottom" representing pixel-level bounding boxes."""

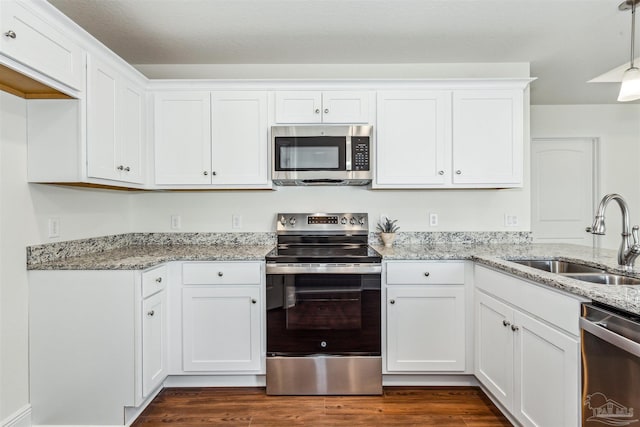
[
  {"left": 341, "top": 217, "right": 347, "bottom": 225},
  {"left": 358, "top": 217, "right": 366, "bottom": 226},
  {"left": 350, "top": 217, "right": 356, "bottom": 225},
  {"left": 289, "top": 217, "right": 296, "bottom": 226},
  {"left": 279, "top": 216, "right": 287, "bottom": 226}
]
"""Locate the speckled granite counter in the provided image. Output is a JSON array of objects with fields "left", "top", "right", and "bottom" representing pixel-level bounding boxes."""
[{"left": 374, "top": 242, "right": 640, "bottom": 315}]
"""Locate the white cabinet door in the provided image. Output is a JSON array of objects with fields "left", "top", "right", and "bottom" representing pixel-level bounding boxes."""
[
  {"left": 154, "top": 92, "right": 212, "bottom": 185},
  {"left": 0, "top": 1, "right": 83, "bottom": 90},
  {"left": 182, "top": 286, "right": 262, "bottom": 372},
  {"left": 142, "top": 289, "right": 166, "bottom": 397},
  {"left": 475, "top": 290, "right": 514, "bottom": 411},
  {"left": 513, "top": 311, "right": 579, "bottom": 427},
  {"left": 274, "top": 91, "right": 370, "bottom": 123},
  {"left": 452, "top": 90, "right": 523, "bottom": 186},
  {"left": 87, "top": 58, "right": 145, "bottom": 184},
  {"left": 386, "top": 285, "right": 465, "bottom": 372},
  {"left": 375, "top": 91, "right": 450, "bottom": 187},
  {"left": 211, "top": 91, "right": 269, "bottom": 185}
]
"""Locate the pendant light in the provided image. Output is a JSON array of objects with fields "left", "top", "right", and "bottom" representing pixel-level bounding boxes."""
[{"left": 618, "top": 0, "right": 640, "bottom": 102}]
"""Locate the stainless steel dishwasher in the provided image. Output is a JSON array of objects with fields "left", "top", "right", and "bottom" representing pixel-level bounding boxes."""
[{"left": 581, "top": 303, "right": 640, "bottom": 427}]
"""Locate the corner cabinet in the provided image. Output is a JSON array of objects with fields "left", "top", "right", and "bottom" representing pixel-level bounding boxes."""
[
  {"left": 87, "top": 56, "right": 145, "bottom": 184},
  {"left": 474, "top": 265, "right": 583, "bottom": 427},
  {"left": 180, "top": 262, "right": 264, "bottom": 373},
  {"left": 374, "top": 83, "right": 528, "bottom": 189},
  {"left": 384, "top": 261, "right": 467, "bottom": 373},
  {"left": 154, "top": 91, "right": 270, "bottom": 188}
]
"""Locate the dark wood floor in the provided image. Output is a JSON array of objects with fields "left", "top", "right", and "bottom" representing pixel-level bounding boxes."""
[{"left": 131, "top": 387, "right": 512, "bottom": 426}]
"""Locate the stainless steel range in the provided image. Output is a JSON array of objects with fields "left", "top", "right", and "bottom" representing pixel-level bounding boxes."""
[{"left": 265, "top": 213, "right": 382, "bottom": 395}]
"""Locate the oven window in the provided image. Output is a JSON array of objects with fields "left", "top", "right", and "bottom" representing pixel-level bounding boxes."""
[{"left": 275, "top": 136, "right": 345, "bottom": 171}]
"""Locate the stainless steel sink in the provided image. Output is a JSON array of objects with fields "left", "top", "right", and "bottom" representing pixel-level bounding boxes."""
[
  {"left": 563, "top": 273, "right": 640, "bottom": 286},
  {"left": 510, "top": 259, "right": 606, "bottom": 274}
]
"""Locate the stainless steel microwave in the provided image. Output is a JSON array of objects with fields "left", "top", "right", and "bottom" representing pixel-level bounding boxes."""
[{"left": 271, "top": 125, "right": 373, "bottom": 186}]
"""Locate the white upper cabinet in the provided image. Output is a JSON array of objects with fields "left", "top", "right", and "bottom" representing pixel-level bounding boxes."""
[
  {"left": 376, "top": 91, "right": 450, "bottom": 186},
  {"left": 154, "top": 91, "right": 270, "bottom": 188},
  {"left": 452, "top": 90, "right": 523, "bottom": 186},
  {"left": 275, "top": 90, "right": 371, "bottom": 123},
  {"left": 87, "top": 56, "right": 145, "bottom": 184},
  {"left": 0, "top": 0, "right": 83, "bottom": 90},
  {"left": 154, "top": 91, "right": 212, "bottom": 185},
  {"left": 374, "top": 85, "right": 526, "bottom": 189}
]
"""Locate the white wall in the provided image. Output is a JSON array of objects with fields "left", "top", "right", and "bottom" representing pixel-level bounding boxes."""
[
  {"left": 0, "top": 92, "right": 132, "bottom": 424},
  {"left": 531, "top": 104, "right": 640, "bottom": 250}
]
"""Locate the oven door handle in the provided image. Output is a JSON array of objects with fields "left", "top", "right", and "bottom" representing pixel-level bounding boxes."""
[
  {"left": 266, "top": 264, "right": 382, "bottom": 274},
  {"left": 580, "top": 317, "right": 640, "bottom": 358}
]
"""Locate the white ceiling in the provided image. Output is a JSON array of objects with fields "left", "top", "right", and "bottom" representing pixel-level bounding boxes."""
[{"left": 47, "top": 0, "right": 635, "bottom": 104}]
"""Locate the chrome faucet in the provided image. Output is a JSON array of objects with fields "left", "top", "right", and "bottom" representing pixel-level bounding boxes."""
[{"left": 587, "top": 193, "right": 640, "bottom": 269}]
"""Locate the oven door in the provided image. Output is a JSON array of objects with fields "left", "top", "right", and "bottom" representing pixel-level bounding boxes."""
[{"left": 266, "top": 271, "right": 381, "bottom": 356}]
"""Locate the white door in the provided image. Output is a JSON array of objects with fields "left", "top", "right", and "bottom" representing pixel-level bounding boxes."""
[
  {"left": 142, "top": 290, "right": 166, "bottom": 397},
  {"left": 119, "top": 80, "right": 144, "bottom": 184},
  {"left": 321, "top": 91, "right": 371, "bottom": 123},
  {"left": 513, "top": 311, "right": 579, "bottom": 427},
  {"left": 475, "top": 290, "right": 514, "bottom": 411},
  {"left": 211, "top": 91, "right": 268, "bottom": 185},
  {"left": 274, "top": 91, "right": 322, "bottom": 123},
  {"left": 386, "top": 285, "right": 465, "bottom": 372},
  {"left": 182, "top": 286, "right": 261, "bottom": 372},
  {"left": 531, "top": 138, "right": 596, "bottom": 245},
  {"left": 375, "top": 91, "right": 450, "bottom": 187}
]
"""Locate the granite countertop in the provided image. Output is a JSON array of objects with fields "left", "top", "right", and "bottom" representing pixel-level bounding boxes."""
[{"left": 374, "top": 242, "right": 640, "bottom": 314}]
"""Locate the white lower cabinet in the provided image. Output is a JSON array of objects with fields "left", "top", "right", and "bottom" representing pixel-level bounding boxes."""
[
  {"left": 181, "top": 262, "right": 264, "bottom": 373},
  {"left": 384, "top": 261, "right": 466, "bottom": 373},
  {"left": 474, "top": 265, "right": 582, "bottom": 427},
  {"left": 141, "top": 266, "right": 168, "bottom": 397}
]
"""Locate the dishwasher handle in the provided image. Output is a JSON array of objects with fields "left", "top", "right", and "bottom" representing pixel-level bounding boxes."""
[{"left": 580, "top": 316, "right": 640, "bottom": 358}]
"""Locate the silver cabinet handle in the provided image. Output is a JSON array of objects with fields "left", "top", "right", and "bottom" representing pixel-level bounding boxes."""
[
  {"left": 218, "top": 271, "right": 223, "bottom": 277},
  {"left": 252, "top": 299, "right": 257, "bottom": 304},
  {"left": 324, "top": 108, "right": 329, "bottom": 114},
  {"left": 503, "top": 320, "right": 511, "bottom": 327},
  {"left": 203, "top": 171, "right": 208, "bottom": 176},
  {"left": 117, "top": 165, "right": 124, "bottom": 171},
  {"left": 147, "top": 310, "right": 155, "bottom": 317},
  {"left": 424, "top": 272, "right": 430, "bottom": 277},
  {"left": 511, "top": 325, "right": 519, "bottom": 332},
  {"left": 438, "top": 170, "right": 444, "bottom": 175},
  {"left": 4, "top": 30, "right": 16, "bottom": 39},
  {"left": 124, "top": 166, "right": 130, "bottom": 172},
  {"left": 155, "top": 277, "right": 162, "bottom": 283},
  {"left": 315, "top": 108, "right": 320, "bottom": 114},
  {"left": 389, "top": 299, "right": 395, "bottom": 304},
  {"left": 456, "top": 170, "right": 462, "bottom": 175}
]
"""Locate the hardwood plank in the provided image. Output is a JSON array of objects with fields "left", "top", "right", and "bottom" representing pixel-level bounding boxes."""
[{"left": 131, "top": 387, "right": 512, "bottom": 426}]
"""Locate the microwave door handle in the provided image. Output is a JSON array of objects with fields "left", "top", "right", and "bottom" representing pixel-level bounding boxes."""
[{"left": 345, "top": 135, "right": 352, "bottom": 171}]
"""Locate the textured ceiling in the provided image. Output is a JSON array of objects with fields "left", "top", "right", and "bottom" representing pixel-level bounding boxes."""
[{"left": 48, "top": 0, "right": 633, "bottom": 104}]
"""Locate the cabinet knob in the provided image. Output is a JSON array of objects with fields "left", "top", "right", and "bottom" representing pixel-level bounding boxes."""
[
  {"left": 456, "top": 170, "right": 462, "bottom": 175},
  {"left": 424, "top": 272, "right": 430, "bottom": 277},
  {"left": 218, "top": 271, "right": 223, "bottom": 277},
  {"left": 324, "top": 108, "right": 329, "bottom": 114},
  {"left": 203, "top": 171, "right": 208, "bottom": 176},
  {"left": 502, "top": 320, "right": 511, "bottom": 327},
  {"left": 389, "top": 299, "right": 395, "bottom": 304},
  {"left": 252, "top": 299, "right": 257, "bottom": 304},
  {"left": 511, "top": 325, "right": 519, "bottom": 332},
  {"left": 315, "top": 108, "right": 320, "bottom": 114},
  {"left": 4, "top": 30, "right": 16, "bottom": 39},
  {"left": 212, "top": 171, "right": 217, "bottom": 176},
  {"left": 147, "top": 310, "right": 155, "bottom": 317},
  {"left": 438, "top": 170, "right": 444, "bottom": 175},
  {"left": 124, "top": 166, "right": 130, "bottom": 172},
  {"left": 155, "top": 277, "right": 162, "bottom": 283},
  {"left": 117, "top": 165, "right": 124, "bottom": 171}
]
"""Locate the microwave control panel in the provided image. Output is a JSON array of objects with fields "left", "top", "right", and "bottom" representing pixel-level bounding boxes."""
[{"left": 351, "top": 137, "right": 370, "bottom": 171}]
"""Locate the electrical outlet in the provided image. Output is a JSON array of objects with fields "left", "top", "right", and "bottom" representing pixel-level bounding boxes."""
[
  {"left": 504, "top": 214, "right": 519, "bottom": 227},
  {"left": 429, "top": 213, "right": 438, "bottom": 227},
  {"left": 47, "top": 218, "right": 60, "bottom": 238},
  {"left": 232, "top": 214, "right": 242, "bottom": 229},
  {"left": 170, "top": 215, "right": 182, "bottom": 230}
]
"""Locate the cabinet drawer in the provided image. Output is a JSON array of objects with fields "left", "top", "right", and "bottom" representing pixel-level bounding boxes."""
[
  {"left": 182, "top": 262, "right": 262, "bottom": 285},
  {"left": 142, "top": 265, "right": 167, "bottom": 298},
  {"left": 386, "top": 261, "right": 464, "bottom": 285}
]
